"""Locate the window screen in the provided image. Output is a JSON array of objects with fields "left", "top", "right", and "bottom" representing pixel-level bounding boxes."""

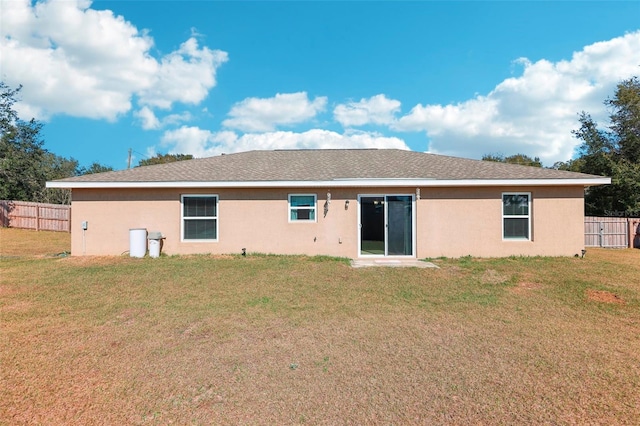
[
  {"left": 182, "top": 195, "right": 217, "bottom": 240},
  {"left": 503, "top": 193, "right": 530, "bottom": 240}
]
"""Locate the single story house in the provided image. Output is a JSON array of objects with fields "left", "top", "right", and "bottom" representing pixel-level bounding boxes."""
[{"left": 47, "top": 149, "right": 610, "bottom": 258}]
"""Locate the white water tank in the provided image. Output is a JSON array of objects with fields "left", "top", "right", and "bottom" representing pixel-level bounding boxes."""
[{"left": 129, "top": 228, "right": 147, "bottom": 258}]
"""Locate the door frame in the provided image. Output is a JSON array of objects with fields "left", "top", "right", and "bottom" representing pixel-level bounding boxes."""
[{"left": 357, "top": 193, "right": 416, "bottom": 258}]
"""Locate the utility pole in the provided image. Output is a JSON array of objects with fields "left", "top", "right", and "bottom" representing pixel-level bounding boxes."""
[{"left": 127, "top": 148, "right": 132, "bottom": 169}]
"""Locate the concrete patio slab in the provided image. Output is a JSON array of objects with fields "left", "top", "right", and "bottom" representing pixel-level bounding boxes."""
[{"left": 350, "top": 259, "right": 438, "bottom": 268}]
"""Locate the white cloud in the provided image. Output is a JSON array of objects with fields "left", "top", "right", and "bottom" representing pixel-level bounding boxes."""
[
  {"left": 137, "top": 38, "right": 228, "bottom": 109},
  {"left": 134, "top": 107, "right": 192, "bottom": 130},
  {"left": 160, "top": 126, "right": 218, "bottom": 158},
  {"left": 162, "top": 111, "right": 193, "bottom": 127},
  {"left": 393, "top": 31, "right": 640, "bottom": 164},
  {"left": 223, "top": 129, "right": 408, "bottom": 153},
  {"left": 158, "top": 126, "right": 408, "bottom": 158},
  {"left": 395, "top": 97, "right": 501, "bottom": 136},
  {"left": 134, "top": 107, "right": 161, "bottom": 130},
  {"left": 334, "top": 94, "right": 401, "bottom": 127},
  {"left": 222, "top": 92, "right": 327, "bottom": 132},
  {"left": 0, "top": 0, "right": 227, "bottom": 121}
]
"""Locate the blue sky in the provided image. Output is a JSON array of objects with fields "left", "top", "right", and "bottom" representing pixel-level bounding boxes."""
[{"left": 1, "top": 1, "right": 639, "bottom": 170}]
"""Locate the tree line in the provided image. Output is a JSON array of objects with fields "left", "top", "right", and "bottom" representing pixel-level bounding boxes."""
[{"left": 2, "top": 78, "right": 639, "bottom": 215}]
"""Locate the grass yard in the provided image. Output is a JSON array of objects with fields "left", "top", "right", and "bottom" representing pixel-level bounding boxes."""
[{"left": 1, "top": 228, "right": 639, "bottom": 424}]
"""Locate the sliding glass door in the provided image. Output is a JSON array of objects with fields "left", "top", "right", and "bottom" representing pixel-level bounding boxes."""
[{"left": 359, "top": 195, "right": 413, "bottom": 256}]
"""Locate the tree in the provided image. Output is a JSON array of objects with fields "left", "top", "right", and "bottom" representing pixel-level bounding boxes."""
[
  {"left": 482, "top": 153, "right": 543, "bottom": 167},
  {"left": 34, "top": 160, "right": 114, "bottom": 205},
  {"left": 0, "top": 82, "right": 19, "bottom": 131},
  {"left": 0, "top": 82, "right": 113, "bottom": 204},
  {"left": 137, "top": 153, "right": 194, "bottom": 167},
  {"left": 607, "top": 77, "right": 640, "bottom": 163},
  {"left": 0, "top": 83, "right": 48, "bottom": 201},
  {"left": 0, "top": 121, "right": 47, "bottom": 201},
  {"left": 82, "top": 162, "right": 114, "bottom": 175},
  {"left": 551, "top": 158, "right": 584, "bottom": 172},
  {"left": 571, "top": 76, "right": 640, "bottom": 216},
  {"left": 37, "top": 153, "right": 81, "bottom": 205}
]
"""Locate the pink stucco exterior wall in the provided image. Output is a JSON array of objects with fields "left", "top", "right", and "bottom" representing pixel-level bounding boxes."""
[
  {"left": 70, "top": 186, "right": 585, "bottom": 258},
  {"left": 417, "top": 186, "right": 585, "bottom": 257}
]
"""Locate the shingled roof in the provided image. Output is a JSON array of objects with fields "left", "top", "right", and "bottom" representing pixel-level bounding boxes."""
[{"left": 48, "top": 149, "right": 610, "bottom": 188}]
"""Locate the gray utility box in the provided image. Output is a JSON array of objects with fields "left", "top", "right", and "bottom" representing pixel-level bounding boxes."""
[{"left": 147, "top": 231, "right": 164, "bottom": 258}]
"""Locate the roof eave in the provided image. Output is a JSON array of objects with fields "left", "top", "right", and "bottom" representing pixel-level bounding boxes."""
[{"left": 46, "top": 177, "right": 612, "bottom": 189}]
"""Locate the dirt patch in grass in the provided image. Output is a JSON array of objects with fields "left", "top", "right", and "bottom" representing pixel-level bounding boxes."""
[
  {"left": 480, "top": 268, "right": 510, "bottom": 285},
  {"left": 586, "top": 289, "right": 626, "bottom": 305},
  {"left": 0, "top": 285, "right": 19, "bottom": 296}
]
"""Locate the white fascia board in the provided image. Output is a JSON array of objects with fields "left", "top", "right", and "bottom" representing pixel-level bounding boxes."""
[{"left": 46, "top": 177, "right": 611, "bottom": 189}]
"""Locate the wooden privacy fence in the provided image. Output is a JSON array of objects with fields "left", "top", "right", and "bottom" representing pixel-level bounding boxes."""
[
  {"left": 585, "top": 216, "right": 640, "bottom": 249},
  {"left": 0, "top": 200, "right": 71, "bottom": 232}
]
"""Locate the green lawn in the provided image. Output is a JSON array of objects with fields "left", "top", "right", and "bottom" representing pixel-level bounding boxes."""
[{"left": 1, "top": 229, "right": 639, "bottom": 424}]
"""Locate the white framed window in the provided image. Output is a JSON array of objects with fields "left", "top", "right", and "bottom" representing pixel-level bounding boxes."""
[
  {"left": 288, "top": 194, "right": 317, "bottom": 222},
  {"left": 181, "top": 195, "right": 218, "bottom": 241},
  {"left": 502, "top": 192, "right": 531, "bottom": 240}
]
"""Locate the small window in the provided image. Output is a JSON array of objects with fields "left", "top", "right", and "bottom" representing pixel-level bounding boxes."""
[
  {"left": 289, "top": 194, "right": 316, "bottom": 222},
  {"left": 503, "top": 193, "right": 530, "bottom": 240},
  {"left": 182, "top": 195, "right": 218, "bottom": 241}
]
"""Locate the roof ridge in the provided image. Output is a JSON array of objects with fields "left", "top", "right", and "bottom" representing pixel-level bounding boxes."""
[{"left": 272, "top": 148, "right": 381, "bottom": 152}]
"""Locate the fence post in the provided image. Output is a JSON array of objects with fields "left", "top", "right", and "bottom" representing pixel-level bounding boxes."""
[
  {"left": 599, "top": 222, "right": 604, "bottom": 247},
  {"left": 35, "top": 205, "right": 40, "bottom": 231},
  {"left": 635, "top": 220, "right": 640, "bottom": 249}
]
